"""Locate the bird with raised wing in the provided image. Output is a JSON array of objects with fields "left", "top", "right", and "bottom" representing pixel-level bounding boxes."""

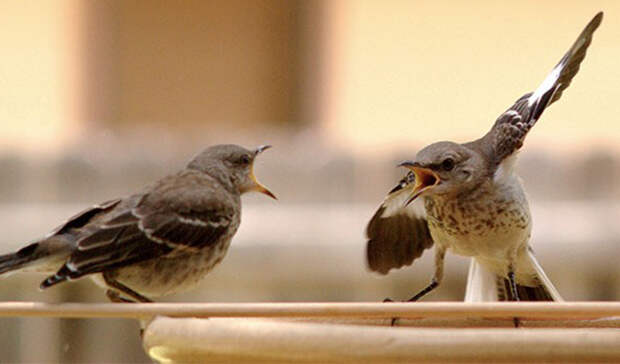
[
  {"left": 366, "top": 13, "right": 603, "bottom": 308},
  {"left": 0, "top": 144, "right": 276, "bottom": 302}
]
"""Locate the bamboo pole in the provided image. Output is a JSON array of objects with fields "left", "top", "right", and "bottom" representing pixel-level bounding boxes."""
[
  {"left": 0, "top": 301, "right": 618, "bottom": 320},
  {"left": 143, "top": 317, "right": 620, "bottom": 363}
]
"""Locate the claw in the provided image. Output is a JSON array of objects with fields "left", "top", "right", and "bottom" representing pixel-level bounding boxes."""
[{"left": 382, "top": 298, "right": 399, "bottom": 325}]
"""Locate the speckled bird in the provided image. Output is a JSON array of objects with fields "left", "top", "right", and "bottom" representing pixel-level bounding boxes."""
[
  {"left": 366, "top": 13, "right": 602, "bottom": 305},
  {"left": 0, "top": 144, "right": 276, "bottom": 302}
]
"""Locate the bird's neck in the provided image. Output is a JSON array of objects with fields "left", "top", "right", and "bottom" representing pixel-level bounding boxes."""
[{"left": 204, "top": 167, "right": 239, "bottom": 195}]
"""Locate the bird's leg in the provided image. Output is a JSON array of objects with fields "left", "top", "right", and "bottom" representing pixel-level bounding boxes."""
[
  {"left": 507, "top": 271, "right": 519, "bottom": 301},
  {"left": 389, "top": 248, "right": 446, "bottom": 326},
  {"left": 407, "top": 278, "right": 439, "bottom": 302},
  {"left": 106, "top": 289, "right": 135, "bottom": 303},
  {"left": 507, "top": 269, "right": 521, "bottom": 328},
  {"left": 103, "top": 271, "right": 153, "bottom": 303},
  {"left": 407, "top": 248, "right": 445, "bottom": 302}
]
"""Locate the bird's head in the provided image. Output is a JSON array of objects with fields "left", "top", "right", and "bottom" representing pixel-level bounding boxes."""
[
  {"left": 398, "top": 141, "right": 484, "bottom": 205},
  {"left": 188, "top": 144, "right": 276, "bottom": 199}
]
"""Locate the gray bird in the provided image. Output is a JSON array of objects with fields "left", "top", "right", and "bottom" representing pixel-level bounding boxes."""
[
  {"left": 367, "top": 13, "right": 602, "bottom": 305},
  {"left": 0, "top": 144, "right": 276, "bottom": 302}
]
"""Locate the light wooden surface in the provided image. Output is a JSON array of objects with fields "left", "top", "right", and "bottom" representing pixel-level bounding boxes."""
[
  {"left": 1, "top": 301, "right": 618, "bottom": 362},
  {"left": 0, "top": 301, "right": 618, "bottom": 319},
  {"left": 143, "top": 317, "right": 620, "bottom": 363}
]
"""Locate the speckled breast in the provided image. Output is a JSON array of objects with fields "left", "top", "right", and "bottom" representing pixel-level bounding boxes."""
[{"left": 423, "top": 180, "right": 532, "bottom": 260}]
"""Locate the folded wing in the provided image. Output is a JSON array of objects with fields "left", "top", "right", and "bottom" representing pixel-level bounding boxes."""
[{"left": 41, "top": 173, "right": 235, "bottom": 288}]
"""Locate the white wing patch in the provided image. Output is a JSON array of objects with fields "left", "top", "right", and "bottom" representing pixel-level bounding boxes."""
[
  {"left": 503, "top": 110, "right": 520, "bottom": 118},
  {"left": 529, "top": 64, "right": 561, "bottom": 107},
  {"left": 379, "top": 186, "right": 426, "bottom": 219},
  {"left": 176, "top": 216, "right": 209, "bottom": 227}
]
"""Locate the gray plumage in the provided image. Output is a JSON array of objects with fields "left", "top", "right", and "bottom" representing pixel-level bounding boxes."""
[
  {"left": 367, "top": 13, "right": 602, "bottom": 303},
  {"left": 0, "top": 144, "right": 275, "bottom": 302}
]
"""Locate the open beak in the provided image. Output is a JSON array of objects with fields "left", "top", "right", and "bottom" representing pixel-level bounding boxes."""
[
  {"left": 250, "top": 145, "right": 277, "bottom": 200},
  {"left": 397, "top": 160, "right": 440, "bottom": 206}
]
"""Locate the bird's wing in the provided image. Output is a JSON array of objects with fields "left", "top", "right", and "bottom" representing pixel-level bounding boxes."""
[
  {"left": 484, "top": 12, "right": 602, "bottom": 164},
  {"left": 366, "top": 172, "right": 434, "bottom": 275},
  {"left": 46, "top": 198, "right": 122, "bottom": 237},
  {"left": 41, "top": 172, "right": 235, "bottom": 287}
]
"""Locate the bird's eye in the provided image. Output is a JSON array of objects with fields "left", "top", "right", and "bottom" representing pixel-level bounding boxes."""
[
  {"left": 441, "top": 158, "right": 455, "bottom": 171},
  {"left": 239, "top": 155, "right": 251, "bottom": 165}
]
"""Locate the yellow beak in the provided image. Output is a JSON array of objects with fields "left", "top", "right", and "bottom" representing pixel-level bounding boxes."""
[
  {"left": 251, "top": 145, "right": 277, "bottom": 200},
  {"left": 397, "top": 161, "right": 440, "bottom": 206}
]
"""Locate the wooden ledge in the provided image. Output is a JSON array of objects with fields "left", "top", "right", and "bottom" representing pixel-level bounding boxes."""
[
  {"left": 1, "top": 302, "right": 618, "bottom": 362},
  {"left": 143, "top": 317, "right": 620, "bottom": 363},
  {"left": 0, "top": 301, "right": 618, "bottom": 320}
]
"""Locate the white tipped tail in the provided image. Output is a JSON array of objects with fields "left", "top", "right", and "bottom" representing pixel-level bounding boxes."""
[
  {"left": 464, "top": 252, "right": 563, "bottom": 302},
  {"left": 527, "top": 249, "right": 563, "bottom": 301},
  {"left": 464, "top": 258, "right": 500, "bottom": 302}
]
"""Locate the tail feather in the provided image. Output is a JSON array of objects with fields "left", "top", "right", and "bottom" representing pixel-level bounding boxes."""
[
  {"left": 464, "top": 252, "right": 562, "bottom": 302},
  {"left": 464, "top": 257, "right": 498, "bottom": 302},
  {"left": 497, "top": 277, "right": 556, "bottom": 301},
  {"left": 40, "top": 263, "right": 74, "bottom": 289},
  {"left": 1, "top": 239, "right": 73, "bottom": 287},
  {"left": 526, "top": 248, "right": 563, "bottom": 301},
  {"left": 0, "top": 242, "right": 41, "bottom": 275}
]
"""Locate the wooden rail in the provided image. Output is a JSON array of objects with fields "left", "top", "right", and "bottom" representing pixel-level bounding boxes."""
[
  {"left": 2, "top": 301, "right": 618, "bottom": 362},
  {"left": 0, "top": 301, "right": 618, "bottom": 319},
  {"left": 143, "top": 317, "right": 620, "bottom": 363}
]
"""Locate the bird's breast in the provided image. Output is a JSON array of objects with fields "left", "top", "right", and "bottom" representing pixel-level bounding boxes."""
[
  {"left": 424, "top": 179, "right": 531, "bottom": 260},
  {"left": 107, "top": 234, "right": 235, "bottom": 298}
]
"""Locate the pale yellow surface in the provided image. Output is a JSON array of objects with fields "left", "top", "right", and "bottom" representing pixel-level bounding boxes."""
[
  {"left": 0, "top": 1, "right": 83, "bottom": 154},
  {"left": 321, "top": 1, "right": 620, "bottom": 155},
  {"left": 1, "top": 1, "right": 618, "bottom": 157}
]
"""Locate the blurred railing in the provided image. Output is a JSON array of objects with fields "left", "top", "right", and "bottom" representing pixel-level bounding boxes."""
[{"left": 1, "top": 201, "right": 619, "bottom": 362}]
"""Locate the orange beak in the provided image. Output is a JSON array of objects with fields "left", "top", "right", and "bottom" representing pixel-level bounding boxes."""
[
  {"left": 397, "top": 161, "right": 440, "bottom": 206},
  {"left": 250, "top": 145, "right": 277, "bottom": 200}
]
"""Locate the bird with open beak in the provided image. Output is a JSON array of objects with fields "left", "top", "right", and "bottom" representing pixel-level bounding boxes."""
[
  {"left": 366, "top": 12, "right": 603, "bottom": 316},
  {"left": 0, "top": 144, "right": 276, "bottom": 302}
]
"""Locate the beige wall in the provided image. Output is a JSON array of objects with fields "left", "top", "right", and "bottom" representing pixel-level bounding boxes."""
[
  {"left": 0, "top": 1, "right": 83, "bottom": 153},
  {"left": 321, "top": 1, "right": 620, "bottom": 155},
  {"left": 83, "top": 0, "right": 304, "bottom": 128},
  {"left": 0, "top": 0, "right": 309, "bottom": 156}
]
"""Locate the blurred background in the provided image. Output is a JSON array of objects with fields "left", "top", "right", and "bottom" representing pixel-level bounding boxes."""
[{"left": 0, "top": 0, "right": 619, "bottom": 362}]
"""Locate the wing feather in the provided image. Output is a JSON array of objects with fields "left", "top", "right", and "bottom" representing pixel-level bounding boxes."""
[
  {"left": 484, "top": 12, "right": 602, "bottom": 165},
  {"left": 40, "top": 172, "right": 235, "bottom": 288},
  {"left": 366, "top": 173, "right": 434, "bottom": 275}
]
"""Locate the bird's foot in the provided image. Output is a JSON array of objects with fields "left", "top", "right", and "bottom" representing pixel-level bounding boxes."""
[
  {"left": 382, "top": 297, "right": 400, "bottom": 326},
  {"left": 106, "top": 289, "right": 136, "bottom": 303},
  {"left": 513, "top": 317, "right": 521, "bottom": 328}
]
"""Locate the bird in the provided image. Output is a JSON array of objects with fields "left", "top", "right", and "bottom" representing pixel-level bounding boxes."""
[
  {"left": 0, "top": 144, "right": 276, "bottom": 303},
  {"left": 366, "top": 13, "right": 602, "bottom": 308}
]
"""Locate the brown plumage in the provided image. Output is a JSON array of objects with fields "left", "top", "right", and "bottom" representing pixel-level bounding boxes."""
[
  {"left": 0, "top": 144, "right": 276, "bottom": 302},
  {"left": 367, "top": 13, "right": 602, "bottom": 305}
]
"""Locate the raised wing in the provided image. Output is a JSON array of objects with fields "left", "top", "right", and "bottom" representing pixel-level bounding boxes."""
[
  {"left": 41, "top": 172, "right": 235, "bottom": 288},
  {"left": 366, "top": 172, "right": 434, "bottom": 275},
  {"left": 485, "top": 12, "right": 602, "bottom": 165}
]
